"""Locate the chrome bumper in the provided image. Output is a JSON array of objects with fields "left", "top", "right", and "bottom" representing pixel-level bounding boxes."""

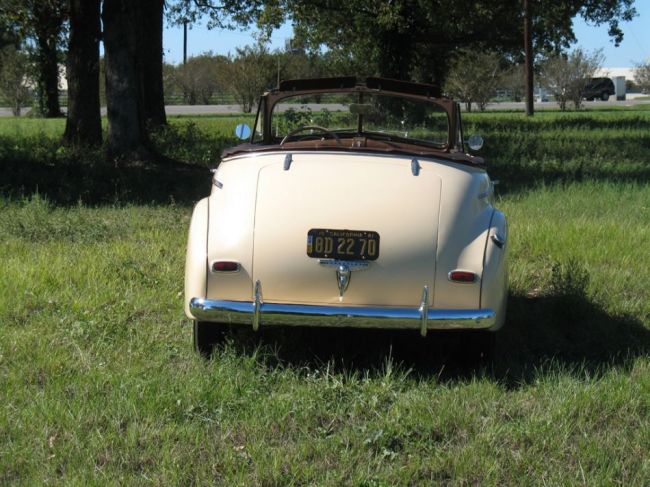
[{"left": 189, "top": 294, "right": 496, "bottom": 337}]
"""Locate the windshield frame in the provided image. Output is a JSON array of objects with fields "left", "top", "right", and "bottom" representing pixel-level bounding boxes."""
[{"left": 256, "top": 79, "right": 459, "bottom": 153}]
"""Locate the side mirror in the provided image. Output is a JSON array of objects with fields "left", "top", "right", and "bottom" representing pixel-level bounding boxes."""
[
  {"left": 235, "top": 123, "right": 252, "bottom": 140},
  {"left": 467, "top": 134, "right": 484, "bottom": 151}
]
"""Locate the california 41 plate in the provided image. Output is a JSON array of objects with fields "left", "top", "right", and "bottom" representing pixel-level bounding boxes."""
[{"left": 306, "top": 229, "right": 380, "bottom": 261}]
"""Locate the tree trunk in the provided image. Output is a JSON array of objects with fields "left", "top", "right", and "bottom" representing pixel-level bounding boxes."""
[
  {"left": 136, "top": 0, "right": 166, "bottom": 127},
  {"left": 35, "top": 30, "right": 62, "bottom": 118},
  {"left": 102, "top": 0, "right": 148, "bottom": 158},
  {"left": 64, "top": 0, "right": 102, "bottom": 146}
]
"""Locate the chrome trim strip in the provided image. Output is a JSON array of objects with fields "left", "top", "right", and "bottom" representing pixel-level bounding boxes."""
[
  {"left": 318, "top": 259, "right": 370, "bottom": 271},
  {"left": 419, "top": 286, "right": 429, "bottom": 337},
  {"left": 252, "top": 280, "right": 262, "bottom": 331},
  {"left": 491, "top": 233, "right": 506, "bottom": 248},
  {"left": 283, "top": 153, "right": 292, "bottom": 170},
  {"left": 411, "top": 158, "right": 420, "bottom": 176},
  {"left": 210, "top": 169, "right": 223, "bottom": 188},
  {"left": 189, "top": 297, "right": 496, "bottom": 331}
]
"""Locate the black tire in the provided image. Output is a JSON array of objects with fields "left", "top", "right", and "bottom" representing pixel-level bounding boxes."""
[
  {"left": 193, "top": 321, "right": 226, "bottom": 357},
  {"left": 601, "top": 91, "right": 610, "bottom": 101}
]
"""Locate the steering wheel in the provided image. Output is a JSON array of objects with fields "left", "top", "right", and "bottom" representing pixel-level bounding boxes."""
[{"left": 280, "top": 125, "right": 342, "bottom": 146}]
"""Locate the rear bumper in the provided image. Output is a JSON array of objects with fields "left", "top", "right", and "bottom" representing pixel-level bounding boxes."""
[{"left": 189, "top": 297, "right": 496, "bottom": 336}]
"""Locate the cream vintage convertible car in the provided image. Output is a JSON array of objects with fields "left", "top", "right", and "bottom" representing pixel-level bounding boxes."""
[{"left": 185, "top": 77, "right": 507, "bottom": 357}]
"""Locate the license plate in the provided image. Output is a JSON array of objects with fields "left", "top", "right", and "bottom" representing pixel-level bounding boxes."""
[{"left": 306, "top": 228, "right": 380, "bottom": 261}]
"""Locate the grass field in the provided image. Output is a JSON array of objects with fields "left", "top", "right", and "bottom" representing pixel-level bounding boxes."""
[{"left": 1, "top": 109, "right": 649, "bottom": 484}]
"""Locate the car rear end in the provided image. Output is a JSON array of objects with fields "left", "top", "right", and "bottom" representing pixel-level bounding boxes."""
[{"left": 186, "top": 151, "right": 506, "bottom": 336}]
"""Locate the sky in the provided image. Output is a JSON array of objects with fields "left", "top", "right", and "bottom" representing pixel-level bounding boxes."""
[{"left": 163, "top": 3, "right": 649, "bottom": 68}]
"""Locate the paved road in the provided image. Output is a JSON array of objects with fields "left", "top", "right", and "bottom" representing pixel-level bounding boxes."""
[
  {"left": 1, "top": 97, "right": 648, "bottom": 117},
  {"left": 0, "top": 104, "right": 245, "bottom": 117}
]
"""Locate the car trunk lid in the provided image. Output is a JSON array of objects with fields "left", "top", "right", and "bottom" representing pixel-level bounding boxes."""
[{"left": 252, "top": 152, "right": 441, "bottom": 306}]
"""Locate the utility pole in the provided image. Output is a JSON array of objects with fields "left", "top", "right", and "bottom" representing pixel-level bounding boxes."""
[
  {"left": 183, "top": 20, "right": 188, "bottom": 64},
  {"left": 524, "top": 0, "right": 534, "bottom": 116}
]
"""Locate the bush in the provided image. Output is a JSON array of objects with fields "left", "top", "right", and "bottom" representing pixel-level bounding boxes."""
[
  {"left": 540, "top": 48, "right": 604, "bottom": 110},
  {"left": 634, "top": 60, "right": 650, "bottom": 94}
]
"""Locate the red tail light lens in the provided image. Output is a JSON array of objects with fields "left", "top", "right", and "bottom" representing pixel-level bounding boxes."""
[
  {"left": 212, "top": 261, "right": 240, "bottom": 272},
  {"left": 449, "top": 271, "right": 476, "bottom": 283}
]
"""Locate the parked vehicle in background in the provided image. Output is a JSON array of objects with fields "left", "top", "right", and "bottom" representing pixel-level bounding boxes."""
[
  {"left": 185, "top": 77, "right": 508, "bottom": 359},
  {"left": 583, "top": 77, "right": 615, "bottom": 101}
]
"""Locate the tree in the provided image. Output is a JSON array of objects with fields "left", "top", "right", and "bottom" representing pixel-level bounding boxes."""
[
  {"left": 0, "top": 0, "right": 67, "bottom": 117},
  {"left": 0, "top": 12, "right": 20, "bottom": 50},
  {"left": 98, "top": 0, "right": 269, "bottom": 159},
  {"left": 634, "top": 60, "right": 650, "bottom": 94},
  {"left": 103, "top": 0, "right": 147, "bottom": 157},
  {"left": 102, "top": 0, "right": 167, "bottom": 157},
  {"left": 30, "top": 0, "right": 66, "bottom": 117},
  {"left": 280, "top": 0, "right": 636, "bottom": 85},
  {"left": 444, "top": 50, "right": 503, "bottom": 112},
  {"left": 224, "top": 44, "right": 276, "bottom": 112},
  {"left": 137, "top": 0, "right": 166, "bottom": 127},
  {"left": 166, "top": 0, "right": 281, "bottom": 31},
  {"left": 171, "top": 53, "right": 228, "bottom": 104},
  {"left": 63, "top": 0, "right": 102, "bottom": 146},
  {"left": 540, "top": 48, "right": 604, "bottom": 110},
  {"left": 500, "top": 64, "right": 526, "bottom": 102},
  {"left": 0, "top": 45, "right": 31, "bottom": 116}
]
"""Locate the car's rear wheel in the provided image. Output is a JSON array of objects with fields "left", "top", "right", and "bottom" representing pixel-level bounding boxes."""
[
  {"left": 601, "top": 91, "right": 610, "bottom": 101},
  {"left": 193, "top": 321, "right": 226, "bottom": 357}
]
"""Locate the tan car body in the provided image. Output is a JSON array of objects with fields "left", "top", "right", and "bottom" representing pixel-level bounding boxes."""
[{"left": 185, "top": 78, "right": 507, "bottom": 337}]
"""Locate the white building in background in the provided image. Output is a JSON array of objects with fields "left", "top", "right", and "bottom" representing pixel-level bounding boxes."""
[
  {"left": 595, "top": 67, "right": 636, "bottom": 80},
  {"left": 594, "top": 67, "right": 645, "bottom": 100}
]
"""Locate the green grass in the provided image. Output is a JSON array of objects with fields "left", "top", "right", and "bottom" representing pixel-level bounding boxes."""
[
  {"left": 1, "top": 110, "right": 649, "bottom": 484},
  {"left": 1, "top": 185, "right": 648, "bottom": 484}
]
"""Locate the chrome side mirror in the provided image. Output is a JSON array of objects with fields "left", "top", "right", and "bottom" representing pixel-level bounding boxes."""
[
  {"left": 235, "top": 123, "right": 252, "bottom": 140},
  {"left": 467, "top": 134, "right": 484, "bottom": 151}
]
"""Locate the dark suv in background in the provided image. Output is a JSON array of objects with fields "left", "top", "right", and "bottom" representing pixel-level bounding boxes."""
[{"left": 583, "top": 77, "right": 615, "bottom": 101}]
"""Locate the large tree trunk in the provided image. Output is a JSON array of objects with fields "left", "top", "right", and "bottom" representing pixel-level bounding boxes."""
[
  {"left": 64, "top": 0, "right": 102, "bottom": 146},
  {"left": 102, "top": 0, "right": 148, "bottom": 158},
  {"left": 33, "top": 21, "right": 62, "bottom": 118},
  {"left": 136, "top": 0, "right": 166, "bottom": 127}
]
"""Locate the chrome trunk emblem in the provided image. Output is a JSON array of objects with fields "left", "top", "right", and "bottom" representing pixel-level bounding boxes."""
[{"left": 319, "top": 259, "right": 369, "bottom": 299}]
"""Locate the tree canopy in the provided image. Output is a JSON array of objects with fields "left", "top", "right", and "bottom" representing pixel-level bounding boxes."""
[{"left": 282, "top": 0, "right": 636, "bottom": 84}]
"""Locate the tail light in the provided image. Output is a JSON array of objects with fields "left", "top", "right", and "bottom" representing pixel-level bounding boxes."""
[
  {"left": 211, "top": 261, "right": 240, "bottom": 273},
  {"left": 448, "top": 270, "right": 477, "bottom": 283}
]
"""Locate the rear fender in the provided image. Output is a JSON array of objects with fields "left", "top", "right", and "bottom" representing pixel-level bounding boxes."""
[
  {"left": 184, "top": 197, "right": 209, "bottom": 319},
  {"left": 480, "top": 209, "right": 508, "bottom": 330}
]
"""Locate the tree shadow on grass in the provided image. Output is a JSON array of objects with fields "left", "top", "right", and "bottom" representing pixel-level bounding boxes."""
[
  {"left": 226, "top": 290, "right": 650, "bottom": 387},
  {"left": 4, "top": 149, "right": 650, "bottom": 206},
  {"left": 489, "top": 165, "right": 650, "bottom": 197},
  {"left": 0, "top": 156, "right": 212, "bottom": 205}
]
